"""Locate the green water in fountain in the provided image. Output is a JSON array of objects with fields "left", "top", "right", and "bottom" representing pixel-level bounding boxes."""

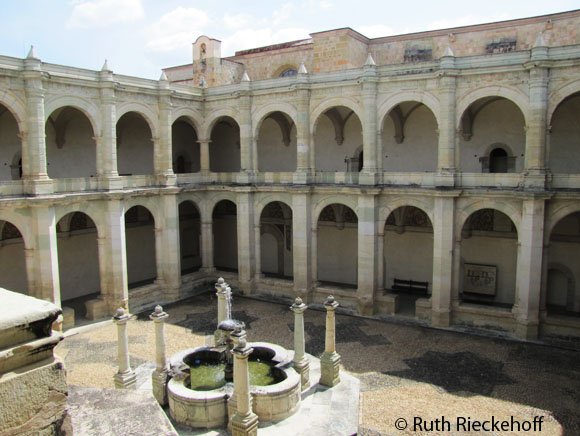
[{"left": 188, "top": 361, "right": 280, "bottom": 391}]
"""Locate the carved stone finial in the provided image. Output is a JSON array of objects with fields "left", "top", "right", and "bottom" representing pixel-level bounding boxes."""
[
  {"left": 364, "top": 52, "right": 376, "bottom": 67},
  {"left": 324, "top": 295, "right": 339, "bottom": 309},
  {"left": 27, "top": 45, "right": 38, "bottom": 60},
  {"left": 115, "top": 307, "right": 125, "bottom": 317},
  {"left": 159, "top": 71, "right": 168, "bottom": 81},
  {"left": 218, "top": 277, "right": 225, "bottom": 284},
  {"left": 443, "top": 45, "right": 455, "bottom": 57},
  {"left": 298, "top": 62, "right": 308, "bottom": 75},
  {"left": 241, "top": 70, "right": 251, "bottom": 82},
  {"left": 534, "top": 32, "right": 547, "bottom": 48},
  {"left": 154, "top": 305, "right": 163, "bottom": 314},
  {"left": 101, "top": 59, "right": 110, "bottom": 71}
]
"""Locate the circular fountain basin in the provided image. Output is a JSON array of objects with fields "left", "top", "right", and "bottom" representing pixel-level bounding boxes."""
[{"left": 167, "top": 342, "right": 301, "bottom": 429}]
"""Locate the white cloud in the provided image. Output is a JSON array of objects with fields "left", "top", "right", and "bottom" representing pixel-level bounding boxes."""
[
  {"left": 223, "top": 13, "right": 253, "bottom": 30},
  {"left": 66, "top": 0, "right": 144, "bottom": 29},
  {"left": 221, "top": 27, "right": 310, "bottom": 56},
  {"left": 146, "top": 7, "right": 210, "bottom": 53},
  {"left": 356, "top": 25, "right": 395, "bottom": 38},
  {"left": 424, "top": 14, "right": 511, "bottom": 32}
]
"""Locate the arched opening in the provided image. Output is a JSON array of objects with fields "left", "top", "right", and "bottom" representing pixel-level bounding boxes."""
[
  {"left": 460, "top": 209, "right": 518, "bottom": 308},
  {"left": 0, "top": 103, "right": 21, "bottom": 181},
  {"left": 383, "top": 206, "right": 433, "bottom": 316},
  {"left": 179, "top": 201, "right": 202, "bottom": 274},
  {"left": 124, "top": 206, "right": 156, "bottom": 288},
  {"left": 56, "top": 212, "right": 100, "bottom": 318},
  {"left": 381, "top": 101, "right": 438, "bottom": 172},
  {"left": 116, "top": 112, "right": 154, "bottom": 176},
  {"left": 45, "top": 107, "right": 96, "bottom": 178},
  {"left": 172, "top": 117, "right": 200, "bottom": 173},
  {"left": 314, "top": 106, "right": 362, "bottom": 172},
  {"left": 0, "top": 220, "right": 27, "bottom": 293},
  {"left": 547, "top": 211, "right": 580, "bottom": 316},
  {"left": 257, "top": 112, "right": 297, "bottom": 172},
  {"left": 317, "top": 204, "right": 358, "bottom": 288},
  {"left": 489, "top": 147, "right": 509, "bottom": 173},
  {"left": 279, "top": 68, "right": 297, "bottom": 77},
  {"left": 213, "top": 200, "right": 238, "bottom": 271},
  {"left": 459, "top": 97, "right": 524, "bottom": 172},
  {"left": 260, "top": 202, "right": 293, "bottom": 279},
  {"left": 549, "top": 92, "right": 580, "bottom": 174},
  {"left": 210, "top": 117, "right": 241, "bottom": 172}
]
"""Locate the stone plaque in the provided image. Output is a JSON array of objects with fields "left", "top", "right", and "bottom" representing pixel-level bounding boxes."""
[{"left": 464, "top": 263, "right": 496, "bottom": 295}]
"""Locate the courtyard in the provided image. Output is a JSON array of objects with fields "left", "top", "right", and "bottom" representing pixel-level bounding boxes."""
[{"left": 56, "top": 292, "right": 580, "bottom": 435}]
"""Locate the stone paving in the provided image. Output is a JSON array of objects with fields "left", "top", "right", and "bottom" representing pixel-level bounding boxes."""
[{"left": 57, "top": 292, "right": 580, "bottom": 435}]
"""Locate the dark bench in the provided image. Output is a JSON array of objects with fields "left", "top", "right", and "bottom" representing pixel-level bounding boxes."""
[{"left": 392, "top": 278, "right": 429, "bottom": 296}]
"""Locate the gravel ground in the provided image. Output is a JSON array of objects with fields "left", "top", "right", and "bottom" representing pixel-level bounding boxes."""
[{"left": 56, "top": 292, "right": 580, "bottom": 435}]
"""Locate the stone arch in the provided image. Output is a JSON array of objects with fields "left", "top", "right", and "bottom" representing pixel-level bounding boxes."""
[
  {"left": 548, "top": 79, "right": 580, "bottom": 124},
  {"left": 310, "top": 97, "right": 363, "bottom": 136},
  {"left": 546, "top": 203, "right": 580, "bottom": 240},
  {"left": 456, "top": 200, "right": 521, "bottom": 239},
  {"left": 44, "top": 96, "right": 101, "bottom": 135},
  {"left": 256, "top": 196, "right": 293, "bottom": 221},
  {"left": 0, "top": 90, "right": 26, "bottom": 134},
  {"left": 377, "top": 91, "right": 441, "bottom": 130},
  {"left": 260, "top": 223, "right": 285, "bottom": 276},
  {"left": 546, "top": 262, "right": 576, "bottom": 310},
  {"left": 0, "top": 213, "right": 31, "bottom": 249},
  {"left": 208, "top": 193, "right": 238, "bottom": 216},
  {"left": 123, "top": 198, "right": 160, "bottom": 226},
  {"left": 273, "top": 64, "right": 298, "bottom": 78},
  {"left": 379, "top": 198, "right": 434, "bottom": 230},
  {"left": 116, "top": 102, "right": 159, "bottom": 138},
  {"left": 201, "top": 108, "right": 240, "bottom": 140},
  {"left": 55, "top": 204, "right": 103, "bottom": 238},
  {"left": 456, "top": 86, "right": 529, "bottom": 130},
  {"left": 124, "top": 204, "right": 157, "bottom": 288},
  {"left": 252, "top": 103, "right": 298, "bottom": 139},
  {"left": 314, "top": 196, "right": 359, "bottom": 223},
  {"left": 171, "top": 107, "right": 203, "bottom": 135}
]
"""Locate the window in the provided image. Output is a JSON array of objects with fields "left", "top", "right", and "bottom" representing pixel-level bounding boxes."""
[{"left": 279, "top": 68, "right": 298, "bottom": 77}]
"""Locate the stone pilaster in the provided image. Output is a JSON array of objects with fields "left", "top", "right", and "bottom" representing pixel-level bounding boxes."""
[
  {"left": 155, "top": 193, "right": 181, "bottom": 300},
  {"left": 23, "top": 52, "right": 52, "bottom": 195},
  {"left": 431, "top": 195, "right": 455, "bottom": 327},
  {"left": 230, "top": 328, "right": 258, "bottom": 436},
  {"left": 156, "top": 81, "right": 176, "bottom": 186},
  {"left": 359, "top": 61, "right": 379, "bottom": 185},
  {"left": 437, "top": 52, "right": 457, "bottom": 185},
  {"left": 357, "top": 194, "right": 378, "bottom": 315},
  {"left": 291, "top": 297, "right": 310, "bottom": 390},
  {"left": 200, "top": 220, "right": 215, "bottom": 272},
  {"left": 150, "top": 305, "right": 169, "bottom": 405},
  {"left": 28, "top": 205, "right": 60, "bottom": 305},
  {"left": 253, "top": 223, "right": 262, "bottom": 280},
  {"left": 320, "top": 295, "right": 341, "bottom": 387},
  {"left": 514, "top": 197, "right": 546, "bottom": 339},
  {"left": 292, "top": 191, "right": 313, "bottom": 299},
  {"left": 236, "top": 189, "right": 255, "bottom": 293},
  {"left": 197, "top": 139, "right": 211, "bottom": 175},
  {"left": 294, "top": 75, "right": 311, "bottom": 183},
  {"left": 113, "top": 308, "right": 136, "bottom": 389},
  {"left": 238, "top": 84, "right": 254, "bottom": 177}
]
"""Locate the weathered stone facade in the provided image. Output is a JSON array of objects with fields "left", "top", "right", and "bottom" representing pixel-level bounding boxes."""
[{"left": 1, "top": 10, "right": 580, "bottom": 341}]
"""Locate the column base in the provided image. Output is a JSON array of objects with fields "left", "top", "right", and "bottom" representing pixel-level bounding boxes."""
[
  {"left": 320, "top": 351, "right": 341, "bottom": 387},
  {"left": 114, "top": 370, "right": 137, "bottom": 389},
  {"left": 98, "top": 175, "right": 123, "bottom": 191},
  {"left": 156, "top": 173, "right": 176, "bottom": 187},
  {"left": 431, "top": 308, "right": 451, "bottom": 328},
  {"left": 23, "top": 177, "right": 53, "bottom": 196},
  {"left": 515, "top": 321, "right": 539, "bottom": 340},
  {"left": 236, "top": 171, "right": 256, "bottom": 184},
  {"left": 293, "top": 170, "right": 313, "bottom": 184},
  {"left": 85, "top": 298, "right": 109, "bottom": 320},
  {"left": 230, "top": 411, "right": 259, "bottom": 436},
  {"left": 152, "top": 369, "right": 169, "bottom": 406},
  {"left": 358, "top": 171, "right": 379, "bottom": 185},
  {"left": 357, "top": 296, "right": 374, "bottom": 316},
  {"left": 294, "top": 357, "right": 310, "bottom": 390},
  {"left": 435, "top": 171, "right": 456, "bottom": 188},
  {"left": 523, "top": 170, "right": 548, "bottom": 190}
]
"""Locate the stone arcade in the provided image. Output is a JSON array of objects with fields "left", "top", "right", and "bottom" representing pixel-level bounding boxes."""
[{"left": 0, "top": 10, "right": 580, "bottom": 345}]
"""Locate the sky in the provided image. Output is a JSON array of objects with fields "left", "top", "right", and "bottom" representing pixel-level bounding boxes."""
[{"left": 0, "top": 0, "right": 578, "bottom": 79}]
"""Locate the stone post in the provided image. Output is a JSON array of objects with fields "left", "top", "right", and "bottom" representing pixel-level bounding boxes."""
[
  {"left": 320, "top": 295, "right": 341, "bottom": 387},
  {"left": 230, "top": 328, "right": 258, "bottom": 436},
  {"left": 291, "top": 297, "right": 310, "bottom": 390},
  {"left": 113, "top": 308, "right": 136, "bottom": 389},
  {"left": 155, "top": 193, "right": 181, "bottom": 300},
  {"left": 150, "top": 305, "right": 169, "bottom": 405}
]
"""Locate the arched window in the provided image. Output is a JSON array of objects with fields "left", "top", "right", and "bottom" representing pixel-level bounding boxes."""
[
  {"left": 279, "top": 68, "right": 298, "bottom": 77},
  {"left": 489, "top": 148, "right": 508, "bottom": 173}
]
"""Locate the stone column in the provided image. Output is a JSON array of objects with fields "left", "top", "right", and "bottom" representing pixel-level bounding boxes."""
[
  {"left": 230, "top": 328, "right": 259, "bottom": 436},
  {"left": 311, "top": 227, "right": 318, "bottom": 290},
  {"left": 292, "top": 190, "right": 313, "bottom": 299},
  {"left": 198, "top": 139, "right": 211, "bottom": 175},
  {"left": 294, "top": 78, "right": 311, "bottom": 184},
  {"left": 200, "top": 220, "right": 215, "bottom": 272},
  {"left": 437, "top": 52, "right": 457, "bottom": 187},
  {"left": 360, "top": 62, "right": 379, "bottom": 185},
  {"left": 291, "top": 297, "right": 310, "bottom": 390},
  {"left": 377, "top": 232, "right": 385, "bottom": 293},
  {"left": 431, "top": 195, "right": 455, "bottom": 327},
  {"left": 156, "top": 83, "right": 176, "bottom": 186},
  {"left": 150, "top": 305, "right": 169, "bottom": 405},
  {"left": 98, "top": 65, "right": 122, "bottom": 190},
  {"left": 236, "top": 189, "right": 255, "bottom": 293},
  {"left": 253, "top": 224, "right": 262, "bottom": 280},
  {"left": 155, "top": 194, "right": 181, "bottom": 300},
  {"left": 113, "top": 307, "right": 136, "bottom": 389},
  {"left": 524, "top": 39, "right": 550, "bottom": 189},
  {"left": 23, "top": 51, "right": 52, "bottom": 195},
  {"left": 95, "top": 199, "right": 128, "bottom": 317},
  {"left": 238, "top": 85, "right": 254, "bottom": 182},
  {"left": 320, "top": 295, "right": 341, "bottom": 387},
  {"left": 357, "top": 194, "right": 378, "bottom": 315},
  {"left": 27, "top": 205, "right": 60, "bottom": 304},
  {"left": 514, "top": 197, "right": 546, "bottom": 339}
]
